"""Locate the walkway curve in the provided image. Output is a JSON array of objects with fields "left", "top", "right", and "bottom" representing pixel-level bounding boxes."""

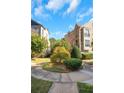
[
  {"left": 31, "top": 63, "right": 93, "bottom": 84},
  {"left": 32, "top": 63, "right": 93, "bottom": 93}
]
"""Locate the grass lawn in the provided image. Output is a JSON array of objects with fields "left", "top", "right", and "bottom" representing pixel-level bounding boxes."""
[
  {"left": 32, "top": 58, "right": 50, "bottom": 63},
  {"left": 42, "top": 62, "right": 70, "bottom": 73},
  {"left": 77, "top": 83, "right": 93, "bottom": 93},
  {"left": 31, "top": 77, "right": 52, "bottom": 93}
]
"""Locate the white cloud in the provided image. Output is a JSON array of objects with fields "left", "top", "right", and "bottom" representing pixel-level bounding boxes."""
[
  {"left": 45, "top": 0, "right": 69, "bottom": 12},
  {"left": 66, "top": 0, "right": 81, "bottom": 14},
  {"left": 34, "top": 6, "right": 43, "bottom": 16},
  {"left": 53, "top": 31, "right": 67, "bottom": 35},
  {"left": 50, "top": 31, "right": 67, "bottom": 39},
  {"left": 76, "top": 7, "right": 93, "bottom": 22},
  {"left": 45, "top": 0, "right": 80, "bottom": 14},
  {"left": 34, "top": 6, "right": 50, "bottom": 19}
]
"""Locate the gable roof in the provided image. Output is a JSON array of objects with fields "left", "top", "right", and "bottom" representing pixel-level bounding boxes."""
[
  {"left": 31, "top": 19, "right": 41, "bottom": 25},
  {"left": 31, "top": 19, "right": 46, "bottom": 29}
]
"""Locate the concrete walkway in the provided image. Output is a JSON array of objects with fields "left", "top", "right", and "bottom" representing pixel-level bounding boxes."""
[
  {"left": 48, "top": 82, "right": 78, "bottom": 93},
  {"left": 31, "top": 63, "right": 93, "bottom": 93}
]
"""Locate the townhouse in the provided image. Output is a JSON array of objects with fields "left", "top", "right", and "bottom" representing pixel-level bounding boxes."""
[{"left": 65, "top": 19, "right": 93, "bottom": 52}]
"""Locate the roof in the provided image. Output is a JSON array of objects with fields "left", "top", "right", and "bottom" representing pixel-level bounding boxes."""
[
  {"left": 64, "top": 18, "right": 93, "bottom": 37},
  {"left": 31, "top": 19, "right": 45, "bottom": 29},
  {"left": 31, "top": 19, "right": 41, "bottom": 25}
]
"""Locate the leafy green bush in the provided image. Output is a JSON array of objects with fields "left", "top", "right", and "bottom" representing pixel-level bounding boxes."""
[
  {"left": 71, "top": 46, "right": 82, "bottom": 59},
  {"left": 64, "top": 58, "right": 82, "bottom": 70},
  {"left": 82, "top": 52, "right": 93, "bottom": 60},
  {"left": 50, "top": 46, "right": 70, "bottom": 63},
  {"left": 31, "top": 34, "right": 48, "bottom": 58}
]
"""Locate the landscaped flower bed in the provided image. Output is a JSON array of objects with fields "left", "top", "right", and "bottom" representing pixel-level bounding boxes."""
[
  {"left": 42, "top": 62, "right": 70, "bottom": 73},
  {"left": 42, "top": 58, "right": 83, "bottom": 73}
]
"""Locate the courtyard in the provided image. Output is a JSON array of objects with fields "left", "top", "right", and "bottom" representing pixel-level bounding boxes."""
[{"left": 31, "top": 58, "right": 93, "bottom": 93}]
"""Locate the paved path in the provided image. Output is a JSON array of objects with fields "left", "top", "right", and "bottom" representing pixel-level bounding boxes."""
[
  {"left": 31, "top": 63, "right": 93, "bottom": 93},
  {"left": 48, "top": 82, "right": 78, "bottom": 93}
]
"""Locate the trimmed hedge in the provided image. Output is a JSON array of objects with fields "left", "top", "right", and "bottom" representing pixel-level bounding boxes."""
[
  {"left": 82, "top": 52, "right": 93, "bottom": 60},
  {"left": 64, "top": 58, "right": 82, "bottom": 70}
]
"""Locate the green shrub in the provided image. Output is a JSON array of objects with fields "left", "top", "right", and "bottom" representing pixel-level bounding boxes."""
[
  {"left": 50, "top": 46, "right": 70, "bottom": 63},
  {"left": 71, "top": 46, "right": 82, "bottom": 59},
  {"left": 31, "top": 34, "right": 48, "bottom": 58},
  {"left": 82, "top": 52, "right": 93, "bottom": 60},
  {"left": 64, "top": 58, "right": 82, "bottom": 70}
]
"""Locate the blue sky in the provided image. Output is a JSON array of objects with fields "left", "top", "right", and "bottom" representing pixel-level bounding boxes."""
[{"left": 32, "top": 0, "right": 93, "bottom": 39}]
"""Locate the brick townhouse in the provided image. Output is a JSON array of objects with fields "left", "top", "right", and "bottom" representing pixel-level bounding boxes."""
[{"left": 65, "top": 19, "right": 93, "bottom": 52}]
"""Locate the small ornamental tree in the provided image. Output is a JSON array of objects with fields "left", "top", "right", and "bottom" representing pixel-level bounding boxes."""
[
  {"left": 71, "top": 46, "right": 82, "bottom": 59},
  {"left": 50, "top": 46, "right": 70, "bottom": 63}
]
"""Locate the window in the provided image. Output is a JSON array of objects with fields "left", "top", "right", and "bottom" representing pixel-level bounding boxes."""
[
  {"left": 84, "top": 28, "right": 90, "bottom": 37},
  {"left": 85, "top": 40, "right": 90, "bottom": 47}
]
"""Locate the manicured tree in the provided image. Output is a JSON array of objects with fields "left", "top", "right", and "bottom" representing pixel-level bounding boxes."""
[
  {"left": 50, "top": 46, "right": 70, "bottom": 63},
  {"left": 71, "top": 46, "right": 82, "bottom": 59}
]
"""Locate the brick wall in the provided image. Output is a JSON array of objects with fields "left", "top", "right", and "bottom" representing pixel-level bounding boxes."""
[{"left": 64, "top": 20, "right": 93, "bottom": 52}]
